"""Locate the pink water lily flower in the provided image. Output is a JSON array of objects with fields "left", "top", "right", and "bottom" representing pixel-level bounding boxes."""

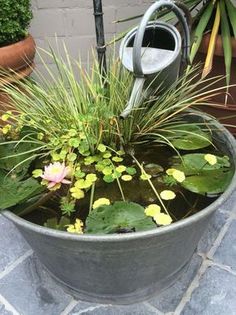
[{"left": 41, "top": 162, "right": 71, "bottom": 188}]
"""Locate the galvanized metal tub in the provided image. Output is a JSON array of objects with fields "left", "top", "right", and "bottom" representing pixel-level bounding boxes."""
[{"left": 3, "top": 114, "right": 236, "bottom": 304}]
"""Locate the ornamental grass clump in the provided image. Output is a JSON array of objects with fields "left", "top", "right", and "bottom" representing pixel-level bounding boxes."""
[{"left": 0, "top": 48, "right": 233, "bottom": 234}]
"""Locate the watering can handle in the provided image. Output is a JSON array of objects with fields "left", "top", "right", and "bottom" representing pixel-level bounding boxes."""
[{"left": 132, "top": 0, "right": 191, "bottom": 77}]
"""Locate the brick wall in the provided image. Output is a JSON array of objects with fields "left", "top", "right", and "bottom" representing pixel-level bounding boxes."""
[{"left": 30, "top": 0, "right": 152, "bottom": 72}]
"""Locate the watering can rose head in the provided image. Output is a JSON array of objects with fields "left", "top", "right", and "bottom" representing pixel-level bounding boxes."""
[{"left": 41, "top": 162, "right": 71, "bottom": 189}]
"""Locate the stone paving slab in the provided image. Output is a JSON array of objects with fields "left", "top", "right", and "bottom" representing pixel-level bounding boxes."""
[
  {"left": 213, "top": 219, "right": 236, "bottom": 270},
  {"left": 0, "top": 304, "right": 13, "bottom": 315},
  {"left": 0, "top": 190, "right": 235, "bottom": 315},
  {"left": 0, "top": 216, "right": 30, "bottom": 274},
  {"left": 218, "top": 190, "right": 236, "bottom": 213},
  {"left": 197, "top": 211, "right": 229, "bottom": 254},
  {"left": 68, "top": 302, "right": 161, "bottom": 315},
  {"left": 0, "top": 254, "right": 72, "bottom": 315},
  {"left": 147, "top": 254, "right": 202, "bottom": 313},
  {"left": 181, "top": 265, "right": 236, "bottom": 315}
]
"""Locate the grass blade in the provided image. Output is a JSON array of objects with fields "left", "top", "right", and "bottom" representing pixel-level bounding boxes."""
[
  {"left": 190, "top": 1, "right": 214, "bottom": 63},
  {"left": 202, "top": 2, "right": 220, "bottom": 78},
  {"left": 226, "top": 0, "right": 236, "bottom": 38},
  {"left": 220, "top": 0, "right": 232, "bottom": 89}
]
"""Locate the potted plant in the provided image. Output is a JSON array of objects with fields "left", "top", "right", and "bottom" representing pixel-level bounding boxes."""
[
  {"left": 0, "top": 0, "right": 35, "bottom": 110},
  {"left": 0, "top": 0, "right": 35, "bottom": 76},
  {"left": 189, "top": 0, "right": 236, "bottom": 132},
  {"left": 0, "top": 50, "right": 235, "bottom": 304}
]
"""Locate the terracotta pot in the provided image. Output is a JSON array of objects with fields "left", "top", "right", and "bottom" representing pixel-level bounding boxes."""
[
  {"left": 199, "top": 33, "right": 236, "bottom": 58},
  {"left": 0, "top": 35, "right": 36, "bottom": 116},
  {"left": 0, "top": 35, "right": 36, "bottom": 72},
  {"left": 195, "top": 33, "right": 236, "bottom": 134}
]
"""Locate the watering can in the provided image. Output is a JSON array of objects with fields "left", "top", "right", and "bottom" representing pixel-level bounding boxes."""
[{"left": 119, "top": 0, "right": 191, "bottom": 118}]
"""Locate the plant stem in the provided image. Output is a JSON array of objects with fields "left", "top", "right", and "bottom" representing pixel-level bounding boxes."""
[
  {"left": 116, "top": 177, "right": 125, "bottom": 201},
  {"left": 110, "top": 159, "right": 125, "bottom": 201},
  {"left": 132, "top": 154, "right": 170, "bottom": 216},
  {"left": 18, "top": 191, "right": 55, "bottom": 217},
  {"left": 89, "top": 183, "right": 96, "bottom": 212},
  {"left": 146, "top": 177, "right": 170, "bottom": 216}
]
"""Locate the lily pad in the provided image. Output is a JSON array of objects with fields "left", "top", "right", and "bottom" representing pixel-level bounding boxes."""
[
  {"left": 172, "top": 154, "right": 230, "bottom": 174},
  {"left": 170, "top": 126, "right": 212, "bottom": 150},
  {"left": 0, "top": 141, "right": 39, "bottom": 174},
  {"left": 169, "top": 153, "right": 233, "bottom": 195},
  {"left": 0, "top": 170, "right": 44, "bottom": 209},
  {"left": 181, "top": 169, "right": 233, "bottom": 195},
  {"left": 86, "top": 201, "right": 156, "bottom": 234}
]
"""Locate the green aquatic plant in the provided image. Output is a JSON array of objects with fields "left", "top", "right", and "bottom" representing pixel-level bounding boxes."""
[{"left": 0, "top": 48, "right": 232, "bottom": 234}]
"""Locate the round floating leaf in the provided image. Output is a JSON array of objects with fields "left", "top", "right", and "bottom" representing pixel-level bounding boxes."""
[
  {"left": 112, "top": 170, "right": 122, "bottom": 179},
  {"left": 67, "top": 153, "right": 77, "bottom": 162},
  {"left": 74, "top": 179, "right": 92, "bottom": 189},
  {"left": 121, "top": 174, "right": 133, "bottom": 181},
  {"left": 171, "top": 132, "right": 212, "bottom": 150},
  {"left": 182, "top": 154, "right": 230, "bottom": 173},
  {"left": 103, "top": 152, "right": 112, "bottom": 159},
  {"left": 0, "top": 174, "right": 45, "bottom": 210},
  {"left": 112, "top": 156, "right": 123, "bottom": 162},
  {"left": 103, "top": 174, "right": 114, "bottom": 183},
  {"left": 170, "top": 125, "right": 212, "bottom": 150},
  {"left": 59, "top": 150, "right": 67, "bottom": 159},
  {"left": 97, "top": 144, "right": 106, "bottom": 152},
  {"left": 68, "top": 138, "right": 80, "bottom": 148},
  {"left": 169, "top": 153, "right": 233, "bottom": 195},
  {"left": 32, "top": 169, "right": 43, "bottom": 178},
  {"left": 182, "top": 169, "right": 233, "bottom": 195},
  {"left": 84, "top": 156, "right": 96, "bottom": 165},
  {"left": 126, "top": 167, "right": 137, "bottom": 175},
  {"left": 51, "top": 152, "right": 61, "bottom": 161},
  {"left": 116, "top": 165, "right": 126, "bottom": 173},
  {"left": 86, "top": 201, "right": 156, "bottom": 234},
  {"left": 0, "top": 141, "right": 39, "bottom": 174},
  {"left": 102, "top": 166, "right": 113, "bottom": 175},
  {"left": 74, "top": 170, "right": 86, "bottom": 179}
]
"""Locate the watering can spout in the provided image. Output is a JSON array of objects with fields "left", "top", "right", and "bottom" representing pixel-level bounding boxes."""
[{"left": 120, "top": 78, "right": 145, "bottom": 119}]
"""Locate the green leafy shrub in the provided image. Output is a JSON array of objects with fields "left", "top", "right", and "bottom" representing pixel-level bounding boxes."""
[{"left": 0, "top": 0, "right": 33, "bottom": 46}]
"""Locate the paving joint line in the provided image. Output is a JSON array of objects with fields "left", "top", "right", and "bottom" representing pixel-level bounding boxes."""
[
  {"left": 0, "top": 293, "right": 20, "bottom": 315},
  {"left": 207, "top": 215, "right": 234, "bottom": 259},
  {"left": 207, "top": 259, "right": 236, "bottom": 276},
  {"left": 0, "top": 249, "right": 33, "bottom": 280},
  {"left": 197, "top": 251, "right": 236, "bottom": 274},
  {"left": 60, "top": 299, "right": 79, "bottom": 315},
  {"left": 173, "top": 259, "right": 210, "bottom": 315},
  {"left": 174, "top": 206, "right": 236, "bottom": 314},
  {"left": 70, "top": 304, "right": 111, "bottom": 315},
  {"left": 143, "top": 301, "right": 164, "bottom": 314}
]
